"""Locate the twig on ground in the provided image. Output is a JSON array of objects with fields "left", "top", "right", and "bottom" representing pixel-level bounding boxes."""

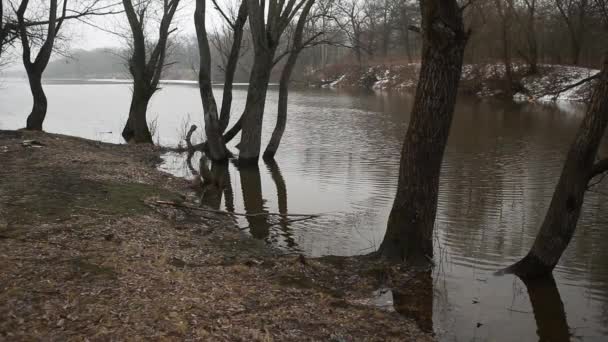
[{"left": 153, "top": 200, "right": 320, "bottom": 218}]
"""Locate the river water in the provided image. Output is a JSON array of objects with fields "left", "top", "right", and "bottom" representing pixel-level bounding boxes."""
[{"left": 1, "top": 78, "right": 607, "bottom": 341}]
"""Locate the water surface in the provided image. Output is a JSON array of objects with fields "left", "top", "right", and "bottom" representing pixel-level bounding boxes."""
[{"left": 1, "top": 78, "right": 607, "bottom": 341}]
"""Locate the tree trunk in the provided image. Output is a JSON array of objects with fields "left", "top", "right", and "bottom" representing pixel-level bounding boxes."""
[
  {"left": 377, "top": 0, "right": 468, "bottom": 265},
  {"left": 238, "top": 49, "right": 274, "bottom": 165},
  {"left": 263, "top": 60, "right": 292, "bottom": 161},
  {"left": 526, "top": 2, "right": 539, "bottom": 74},
  {"left": 263, "top": 0, "right": 314, "bottom": 161},
  {"left": 24, "top": 68, "right": 47, "bottom": 131},
  {"left": 195, "top": 0, "right": 227, "bottom": 161},
  {"left": 122, "top": 85, "right": 153, "bottom": 144},
  {"left": 219, "top": 1, "right": 248, "bottom": 133},
  {"left": 506, "top": 57, "right": 608, "bottom": 279},
  {"left": 496, "top": 0, "right": 514, "bottom": 94}
]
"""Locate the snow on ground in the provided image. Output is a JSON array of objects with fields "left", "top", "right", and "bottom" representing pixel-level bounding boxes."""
[
  {"left": 316, "top": 63, "right": 598, "bottom": 104},
  {"left": 517, "top": 65, "right": 599, "bottom": 103}
]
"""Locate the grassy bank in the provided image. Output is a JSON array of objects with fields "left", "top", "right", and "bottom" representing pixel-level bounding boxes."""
[{"left": 0, "top": 130, "right": 432, "bottom": 341}]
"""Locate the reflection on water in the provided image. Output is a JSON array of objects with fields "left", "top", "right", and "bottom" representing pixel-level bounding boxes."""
[
  {"left": 2, "top": 79, "right": 608, "bottom": 341},
  {"left": 523, "top": 276, "right": 571, "bottom": 342}
]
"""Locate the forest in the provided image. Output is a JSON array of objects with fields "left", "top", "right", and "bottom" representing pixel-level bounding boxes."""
[{"left": 1, "top": 0, "right": 608, "bottom": 340}]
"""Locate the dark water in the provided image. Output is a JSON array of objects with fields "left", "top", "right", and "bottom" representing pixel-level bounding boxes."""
[{"left": 2, "top": 79, "right": 607, "bottom": 341}]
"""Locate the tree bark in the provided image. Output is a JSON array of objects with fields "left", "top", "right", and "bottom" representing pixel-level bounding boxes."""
[
  {"left": 377, "top": 0, "right": 468, "bottom": 265},
  {"left": 506, "top": 56, "right": 608, "bottom": 279},
  {"left": 24, "top": 68, "right": 47, "bottom": 130},
  {"left": 122, "top": 85, "right": 153, "bottom": 143},
  {"left": 239, "top": 50, "right": 275, "bottom": 164}
]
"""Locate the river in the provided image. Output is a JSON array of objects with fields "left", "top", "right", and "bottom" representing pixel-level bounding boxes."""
[{"left": 1, "top": 78, "right": 607, "bottom": 341}]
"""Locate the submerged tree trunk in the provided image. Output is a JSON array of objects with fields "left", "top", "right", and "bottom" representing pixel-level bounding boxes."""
[
  {"left": 377, "top": 0, "right": 468, "bottom": 265},
  {"left": 263, "top": 0, "right": 314, "bottom": 161},
  {"left": 506, "top": 57, "right": 608, "bottom": 279},
  {"left": 24, "top": 68, "right": 47, "bottom": 130},
  {"left": 239, "top": 50, "right": 275, "bottom": 164}
]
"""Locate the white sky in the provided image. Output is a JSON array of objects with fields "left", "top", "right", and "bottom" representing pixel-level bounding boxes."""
[{"left": 25, "top": 0, "right": 231, "bottom": 51}]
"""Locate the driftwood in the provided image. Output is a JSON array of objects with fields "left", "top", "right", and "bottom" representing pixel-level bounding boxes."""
[{"left": 153, "top": 200, "right": 320, "bottom": 218}]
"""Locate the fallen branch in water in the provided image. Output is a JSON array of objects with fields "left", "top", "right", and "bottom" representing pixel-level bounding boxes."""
[
  {"left": 551, "top": 72, "right": 600, "bottom": 100},
  {"left": 153, "top": 200, "right": 320, "bottom": 218}
]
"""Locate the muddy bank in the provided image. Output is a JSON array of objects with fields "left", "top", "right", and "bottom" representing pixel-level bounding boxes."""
[
  {"left": 309, "top": 63, "right": 597, "bottom": 103},
  {"left": 0, "top": 130, "right": 432, "bottom": 341}
]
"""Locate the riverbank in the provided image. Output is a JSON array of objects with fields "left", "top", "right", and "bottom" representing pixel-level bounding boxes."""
[
  {"left": 0, "top": 130, "right": 432, "bottom": 340},
  {"left": 310, "top": 63, "right": 598, "bottom": 103}
]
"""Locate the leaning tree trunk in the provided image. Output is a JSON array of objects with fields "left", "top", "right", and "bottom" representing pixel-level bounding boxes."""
[
  {"left": 262, "top": 55, "right": 294, "bottom": 161},
  {"left": 238, "top": 49, "right": 275, "bottom": 165},
  {"left": 195, "top": 0, "right": 227, "bottom": 161},
  {"left": 25, "top": 68, "right": 47, "bottom": 130},
  {"left": 219, "top": 0, "right": 248, "bottom": 133},
  {"left": 377, "top": 0, "right": 468, "bottom": 265},
  {"left": 506, "top": 57, "right": 608, "bottom": 279},
  {"left": 122, "top": 85, "right": 153, "bottom": 143}
]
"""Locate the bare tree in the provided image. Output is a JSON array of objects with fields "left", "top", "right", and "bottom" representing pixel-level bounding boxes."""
[
  {"left": 519, "top": 0, "right": 539, "bottom": 74},
  {"left": 121, "top": 0, "right": 179, "bottom": 144},
  {"left": 263, "top": 0, "right": 318, "bottom": 160},
  {"left": 555, "top": 0, "right": 590, "bottom": 65},
  {"left": 238, "top": 0, "right": 311, "bottom": 165},
  {"left": 13, "top": 0, "right": 117, "bottom": 130},
  {"left": 378, "top": 0, "right": 469, "bottom": 264},
  {"left": 211, "top": 0, "right": 248, "bottom": 133}
]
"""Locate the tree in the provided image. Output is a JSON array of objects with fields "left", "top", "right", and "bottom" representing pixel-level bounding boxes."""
[
  {"left": 211, "top": 0, "right": 249, "bottom": 133},
  {"left": 194, "top": 0, "right": 229, "bottom": 160},
  {"left": 377, "top": 0, "right": 469, "bottom": 265},
  {"left": 519, "top": 0, "right": 539, "bottom": 74},
  {"left": 506, "top": 55, "right": 608, "bottom": 279},
  {"left": 9, "top": 0, "right": 119, "bottom": 129},
  {"left": 495, "top": 0, "right": 515, "bottom": 95},
  {"left": 238, "top": 0, "right": 311, "bottom": 165},
  {"left": 554, "top": 0, "right": 590, "bottom": 65},
  {"left": 263, "top": 0, "right": 318, "bottom": 160},
  {"left": 17, "top": 0, "right": 64, "bottom": 130},
  {"left": 121, "top": 0, "right": 179, "bottom": 144}
]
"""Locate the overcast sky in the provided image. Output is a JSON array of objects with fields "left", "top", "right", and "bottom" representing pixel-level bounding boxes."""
[{"left": 46, "top": 0, "right": 227, "bottom": 50}]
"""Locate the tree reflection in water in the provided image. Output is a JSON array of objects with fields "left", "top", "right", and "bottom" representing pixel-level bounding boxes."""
[
  {"left": 186, "top": 152, "right": 297, "bottom": 247},
  {"left": 521, "top": 275, "right": 571, "bottom": 342}
]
